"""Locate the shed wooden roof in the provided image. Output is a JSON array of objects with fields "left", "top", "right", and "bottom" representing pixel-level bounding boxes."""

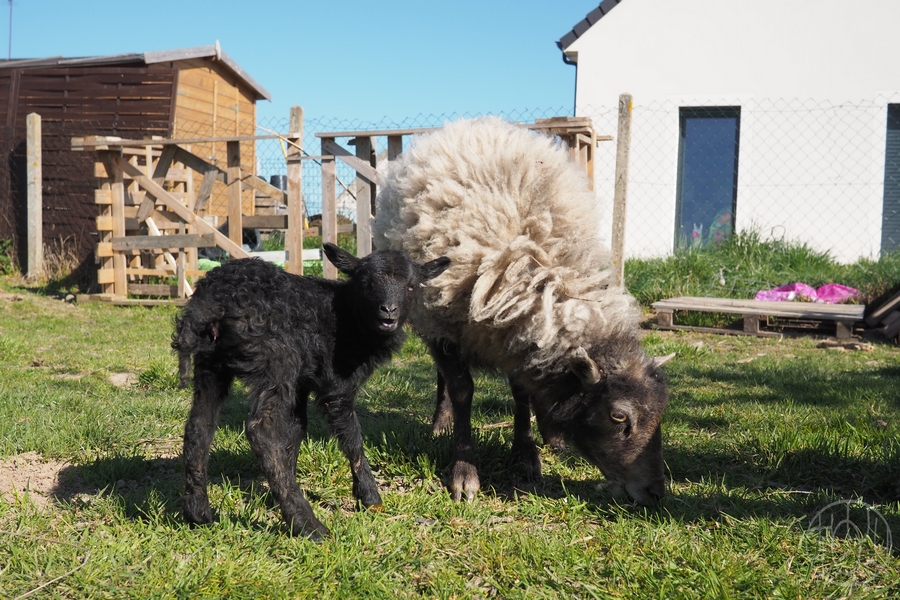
[{"left": 0, "top": 42, "right": 271, "bottom": 102}]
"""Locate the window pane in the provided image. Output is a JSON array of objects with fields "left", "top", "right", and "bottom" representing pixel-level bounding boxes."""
[
  {"left": 881, "top": 104, "right": 900, "bottom": 252},
  {"left": 675, "top": 107, "right": 740, "bottom": 248}
]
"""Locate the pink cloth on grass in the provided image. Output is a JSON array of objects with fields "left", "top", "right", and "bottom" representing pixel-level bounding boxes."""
[{"left": 754, "top": 282, "right": 859, "bottom": 304}]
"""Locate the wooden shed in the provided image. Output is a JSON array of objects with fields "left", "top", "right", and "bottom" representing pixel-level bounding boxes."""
[{"left": 0, "top": 43, "right": 270, "bottom": 272}]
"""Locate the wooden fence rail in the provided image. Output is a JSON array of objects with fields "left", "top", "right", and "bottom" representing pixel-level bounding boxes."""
[{"left": 71, "top": 110, "right": 607, "bottom": 304}]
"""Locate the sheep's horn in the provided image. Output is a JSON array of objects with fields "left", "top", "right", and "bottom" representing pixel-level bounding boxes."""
[
  {"left": 652, "top": 353, "right": 676, "bottom": 367},
  {"left": 569, "top": 346, "right": 603, "bottom": 389}
]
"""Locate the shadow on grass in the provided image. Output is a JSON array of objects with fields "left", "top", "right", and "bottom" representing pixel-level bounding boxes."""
[{"left": 47, "top": 356, "right": 900, "bottom": 545}]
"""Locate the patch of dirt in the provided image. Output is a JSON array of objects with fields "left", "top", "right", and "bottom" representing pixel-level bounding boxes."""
[
  {"left": 0, "top": 452, "right": 98, "bottom": 508},
  {"left": 108, "top": 372, "right": 138, "bottom": 388}
]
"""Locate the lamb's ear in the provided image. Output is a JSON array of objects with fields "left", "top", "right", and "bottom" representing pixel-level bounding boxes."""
[
  {"left": 419, "top": 256, "right": 451, "bottom": 281},
  {"left": 652, "top": 352, "right": 676, "bottom": 367},
  {"left": 569, "top": 346, "right": 604, "bottom": 390},
  {"left": 323, "top": 243, "right": 359, "bottom": 275}
]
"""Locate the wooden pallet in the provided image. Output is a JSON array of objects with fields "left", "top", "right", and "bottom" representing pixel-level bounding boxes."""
[
  {"left": 864, "top": 288, "right": 900, "bottom": 340},
  {"left": 651, "top": 296, "right": 865, "bottom": 339}
]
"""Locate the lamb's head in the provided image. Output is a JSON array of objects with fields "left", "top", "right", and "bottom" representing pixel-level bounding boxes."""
[
  {"left": 323, "top": 243, "right": 450, "bottom": 333},
  {"left": 564, "top": 346, "right": 673, "bottom": 507}
]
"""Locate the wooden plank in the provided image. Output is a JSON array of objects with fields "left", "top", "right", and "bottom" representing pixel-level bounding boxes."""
[
  {"left": 96, "top": 242, "right": 113, "bottom": 258},
  {"left": 865, "top": 289, "right": 900, "bottom": 326},
  {"left": 110, "top": 233, "right": 215, "bottom": 251},
  {"left": 656, "top": 310, "right": 673, "bottom": 328},
  {"left": 652, "top": 322, "right": 783, "bottom": 338},
  {"left": 226, "top": 141, "right": 243, "bottom": 247},
  {"left": 126, "top": 267, "right": 206, "bottom": 277},
  {"left": 321, "top": 138, "right": 381, "bottom": 184},
  {"left": 128, "top": 283, "right": 178, "bottom": 297},
  {"left": 152, "top": 144, "right": 178, "bottom": 185},
  {"left": 94, "top": 189, "right": 112, "bottom": 205},
  {"left": 287, "top": 105, "right": 305, "bottom": 275},
  {"left": 74, "top": 134, "right": 285, "bottom": 148},
  {"left": 611, "top": 94, "right": 632, "bottom": 288},
  {"left": 101, "top": 151, "right": 128, "bottom": 296},
  {"left": 651, "top": 297, "right": 865, "bottom": 320},
  {"left": 243, "top": 215, "right": 287, "bottom": 229},
  {"left": 26, "top": 113, "right": 41, "bottom": 279},
  {"left": 315, "top": 127, "right": 437, "bottom": 138},
  {"left": 388, "top": 135, "right": 404, "bottom": 161},
  {"left": 172, "top": 146, "right": 227, "bottom": 183},
  {"left": 321, "top": 137, "right": 338, "bottom": 279},
  {"left": 355, "top": 135, "right": 374, "bottom": 256},
  {"left": 194, "top": 168, "right": 218, "bottom": 213},
  {"left": 97, "top": 269, "right": 115, "bottom": 285},
  {"left": 240, "top": 169, "right": 287, "bottom": 201},
  {"left": 135, "top": 197, "right": 156, "bottom": 222},
  {"left": 111, "top": 154, "right": 249, "bottom": 258}
]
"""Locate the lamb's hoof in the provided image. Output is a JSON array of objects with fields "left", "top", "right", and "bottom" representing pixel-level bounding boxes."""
[
  {"left": 182, "top": 494, "right": 214, "bottom": 526},
  {"left": 367, "top": 503, "right": 385, "bottom": 513},
  {"left": 449, "top": 461, "right": 480, "bottom": 502},
  {"left": 291, "top": 517, "right": 330, "bottom": 542}
]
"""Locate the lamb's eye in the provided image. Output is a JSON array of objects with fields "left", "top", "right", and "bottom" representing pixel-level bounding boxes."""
[
  {"left": 408, "top": 285, "right": 415, "bottom": 292},
  {"left": 610, "top": 412, "right": 627, "bottom": 423}
]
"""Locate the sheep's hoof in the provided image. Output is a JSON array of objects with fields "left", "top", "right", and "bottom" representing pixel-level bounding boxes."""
[
  {"left": 367, "top": 503, "right": 385, "bottom": 513},
  {"left": 449, "top": 461, "right": 480, "bottom": 502},
  {"left": 432, "top": 411, "right": 452, "bottom": 435}
]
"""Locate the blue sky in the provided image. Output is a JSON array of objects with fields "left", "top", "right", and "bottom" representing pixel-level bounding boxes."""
[{"left": 2, "top": 1, "right": 597, "bottom": 125}]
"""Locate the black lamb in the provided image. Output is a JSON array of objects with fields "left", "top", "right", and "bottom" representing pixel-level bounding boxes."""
[{"left": 172, "top": 243, "right": 450, "bottom": 540}]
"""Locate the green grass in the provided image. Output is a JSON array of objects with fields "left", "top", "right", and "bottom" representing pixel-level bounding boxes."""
[
  {"left": 627, "top": 230, "right": 900, "bottom": 327},
  {"left": 0, "top": 276, "right": 898, "bottom": 598}
]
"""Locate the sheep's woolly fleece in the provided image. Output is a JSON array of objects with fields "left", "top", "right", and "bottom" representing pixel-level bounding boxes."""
[{"left": 373, "top": 116, "right": 640, "bottom": 373}]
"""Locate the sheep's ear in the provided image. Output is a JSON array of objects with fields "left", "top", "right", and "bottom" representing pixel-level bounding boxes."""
[
  {"left": 569, "top": 346, "right": 604, "bottom": 390},
  {"left": 419, "top": 257, "right": 451, "bottom": 281},
  {"left": 323, "top": 243, "right": 359, "bottom": 275}
]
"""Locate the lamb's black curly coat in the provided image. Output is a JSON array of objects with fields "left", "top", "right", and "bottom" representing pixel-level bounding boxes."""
[{"left": 172, "top": 243, "right": 449, "bottom": 540}]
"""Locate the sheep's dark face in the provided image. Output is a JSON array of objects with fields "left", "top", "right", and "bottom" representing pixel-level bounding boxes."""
[
  {"left": 566, "top": 348, "right": 671, "bottom": 507},
  {"left": 323, "top": 243, "right": 450, "bottom": 334}
]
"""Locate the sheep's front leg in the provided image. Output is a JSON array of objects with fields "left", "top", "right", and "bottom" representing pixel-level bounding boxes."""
[
  {"left": 182, "top": 362, "right": 232, "bottom": 527},
  {"left": 428, "top": 340, "right": 479, "bottom": 502},
  {"left": 510, "top": 383, "right": 541, "bottom": 485},
  {"left": 321, "top": 395, "right": 383, "bottom": 510},
  {"left": 246, "top": 384, "right": 328, "bottom": 541}
]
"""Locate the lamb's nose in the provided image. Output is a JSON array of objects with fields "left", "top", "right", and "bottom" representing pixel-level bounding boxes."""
[{"left": 380, "top": 304, "right": 398, "bottom": 316}]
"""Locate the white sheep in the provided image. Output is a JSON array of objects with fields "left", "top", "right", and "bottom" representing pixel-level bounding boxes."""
[{"left": 374, "top": 116, "right": 671, "bottom": 505}]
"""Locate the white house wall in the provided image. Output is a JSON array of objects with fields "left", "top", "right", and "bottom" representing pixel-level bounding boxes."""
[{"left": 565, "top": 0, "right": 900, "bottom": 261}]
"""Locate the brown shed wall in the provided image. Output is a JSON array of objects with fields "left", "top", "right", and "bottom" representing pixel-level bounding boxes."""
[
  {"left": 0, "top": 64, "right": 177, "bottom": 269},
  {"left": 172, "top": 59, "right": 257, "bottom": 218}
]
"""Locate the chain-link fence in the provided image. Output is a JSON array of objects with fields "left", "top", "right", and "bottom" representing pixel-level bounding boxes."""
[
  {"left": 254, "top": 107, "right": 571, "bottom": 222},
  {"left": 6, "top": 99, "right": 897, "bottom": 281},
  {"left": 581, "top": 98, "right": 899, "bottom": 263}
]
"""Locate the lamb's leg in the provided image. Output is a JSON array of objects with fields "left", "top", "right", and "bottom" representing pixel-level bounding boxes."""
[
  {"left": 431, "top": 372, "right": 453, "bottom": 434},
  {"left": 246, "top": 383, "right": 328, "bottom": 541},
  {"left": 510, "top": 383, "right": 542, "bottom": 484},
  {"left": 182, "top": 360, "right": 232, "bottom": 526},
  {"left": 428, "top": 339, "right": 479, "bottom": 502},
  {"left": 321, "top": 395, "right": 383, "bottom": 510}
]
